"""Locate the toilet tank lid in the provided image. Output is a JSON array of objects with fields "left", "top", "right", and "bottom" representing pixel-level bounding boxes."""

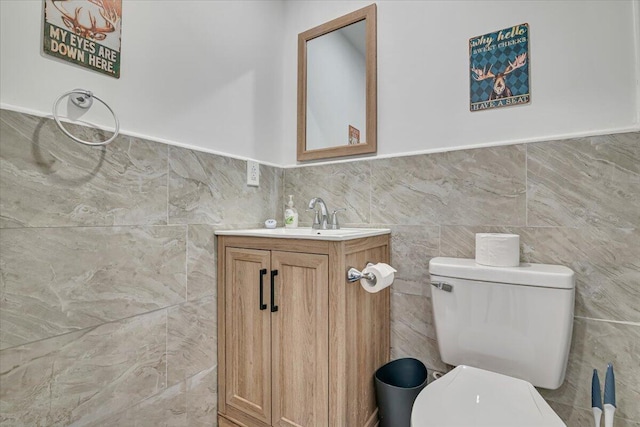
[{"left": 429, "top": 257, "right": 575, "bottom": 289}]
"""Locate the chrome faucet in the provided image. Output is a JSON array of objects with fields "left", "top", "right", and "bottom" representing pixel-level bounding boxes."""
[
  {"left": 308, "top": 197, "right": 329, "bottom": 229},
  {"left": 308, "top": 198, "right": 345, "bottom": 230}
]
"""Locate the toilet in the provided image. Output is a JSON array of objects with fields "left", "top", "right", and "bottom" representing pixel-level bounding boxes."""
[{"left": 411, "top": 257, "right": 575, "bottom": 427}]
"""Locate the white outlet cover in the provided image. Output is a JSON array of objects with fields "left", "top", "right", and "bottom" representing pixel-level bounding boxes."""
[{"left": 247, "top": 160, "right": 259, "bottom": 186}]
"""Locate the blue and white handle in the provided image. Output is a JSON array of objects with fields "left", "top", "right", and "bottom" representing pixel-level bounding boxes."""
[
  {"left": 604, "top": 363, "right": 616, "bottom": 427},
  {"left": 592, "top": 369, "right": 603, "bottom": 427}
]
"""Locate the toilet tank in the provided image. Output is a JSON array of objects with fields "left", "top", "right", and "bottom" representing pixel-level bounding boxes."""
[{"left": 428, "top": 257, "right": 575, "bottom": 390}]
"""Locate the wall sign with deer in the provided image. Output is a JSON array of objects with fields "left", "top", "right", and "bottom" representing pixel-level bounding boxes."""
[
  {"left": 43, "top": 0, "right": 123, "bottom": 78},
  {"left": 469, "top": 23, "right": 530, "bottom": 112}
]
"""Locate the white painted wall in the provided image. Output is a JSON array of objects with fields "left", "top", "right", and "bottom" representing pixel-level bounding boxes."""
[
  {"left": 282, "top": 0, "right": 640, "bottom": 165},
  {"left": 0, "top": 0, "right": 286, "bottom": 165},
  {"left": 1, "top": 1, "right": 638, "bottom": 166}
]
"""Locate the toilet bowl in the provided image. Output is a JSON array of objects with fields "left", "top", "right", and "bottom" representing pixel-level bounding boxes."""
[{"left": 411, "top": 365, "right": 565, "bottom": 427}]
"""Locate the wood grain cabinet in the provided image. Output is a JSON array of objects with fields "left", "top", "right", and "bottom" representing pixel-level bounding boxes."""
[{"left": 216, "top": 234, "right": 390, "bottom": 427}]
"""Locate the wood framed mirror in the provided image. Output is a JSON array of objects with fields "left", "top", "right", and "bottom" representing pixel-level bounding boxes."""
[{"left": 297, "top": 4, "right": 377, "bottom": 162}]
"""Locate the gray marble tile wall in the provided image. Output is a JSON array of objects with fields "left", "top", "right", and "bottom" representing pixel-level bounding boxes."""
[
  {"left": 0, "top": 109, "right": 283, "bottom": 426},
  {"left": 2, "top": 107, "right": 638, "bottom": 427},
  {"left": 284, "top": 132, "right": 640, "bottom": 427}
]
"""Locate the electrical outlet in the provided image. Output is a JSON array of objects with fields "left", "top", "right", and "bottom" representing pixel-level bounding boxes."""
[{"left": 247, "top": 160, "right": 259, "bottom": 187}]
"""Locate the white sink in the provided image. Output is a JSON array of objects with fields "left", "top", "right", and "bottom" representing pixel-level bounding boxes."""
[{"left": 215, "top": 227, "right": 390, "bottom": 241}]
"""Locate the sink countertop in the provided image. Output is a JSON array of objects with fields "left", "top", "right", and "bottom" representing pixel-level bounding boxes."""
[{"left": 214, "top": 227, "right": 391, "bottom": 241}]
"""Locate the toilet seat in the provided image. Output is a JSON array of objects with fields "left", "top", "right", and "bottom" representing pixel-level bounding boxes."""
[{"left": 411, "top": 365, "right": 566, "bottom": 427}]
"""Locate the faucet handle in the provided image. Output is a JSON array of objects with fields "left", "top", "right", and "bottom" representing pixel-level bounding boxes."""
[{"left": 329, "top": 208, "right": 346, "bottom": 229}]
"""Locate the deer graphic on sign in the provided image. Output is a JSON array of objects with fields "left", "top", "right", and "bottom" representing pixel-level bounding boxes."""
[
  {"left": 471, "top": 53, "right": 527, "bottom": 100},
  {"left": 51, "top": 0, "right": 121, "bottom": 41}
]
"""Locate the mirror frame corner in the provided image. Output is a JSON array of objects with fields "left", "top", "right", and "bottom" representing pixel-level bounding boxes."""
[{"left": 297, "top": 3, "right": 377, "bottom": 162}]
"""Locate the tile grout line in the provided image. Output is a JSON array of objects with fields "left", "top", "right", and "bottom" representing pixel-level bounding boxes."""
[
  {"left": 0, "top": 298, "right": 208, "bottom": 352},
  {"left": 0, "top": 223, "right": 624, "bottom": 231},
  {"left": 282, "top": 167, "right": 287, "bottom": 223},
  {"left": 168, "top": 308, "right": 169, "bottom": 390},
  {"left": 0, "top": 221, "right": 268, "bottom": 231},
  {"left": 574, "top": 315, "right": 640, "bottom": 327},
  {"left": 525, "top": 143, "right": 529, "bottom": 227},
  {"left": 368, "top": 161, "right": 372, "bottom": 225},
  {"left": 185, "top": 225, "right": 189, "bottom": 301}
]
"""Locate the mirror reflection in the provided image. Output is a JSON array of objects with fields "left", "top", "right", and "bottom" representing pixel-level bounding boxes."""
[
  {"left": 297, "top": 4, "right": 376, "bottom": 162},
  {"left": 306, "top": 20, "right": 366, "bottom": 150}
]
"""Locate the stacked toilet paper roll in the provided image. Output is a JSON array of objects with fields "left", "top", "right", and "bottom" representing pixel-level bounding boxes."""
[
  {"left": 360, "top": 262, "right": 397, "bottom": 293},
  {"left": 475, "top": 233, "right": 520, "bottom": 267}
]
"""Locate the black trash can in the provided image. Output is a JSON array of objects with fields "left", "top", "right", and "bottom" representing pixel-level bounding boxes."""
[{"left": 374, "top": 358, "right": 428, "bottom": 427}]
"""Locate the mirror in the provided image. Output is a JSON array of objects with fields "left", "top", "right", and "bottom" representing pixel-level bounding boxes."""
[{"left": 297, "top": 4, "right": 377, "bottom": 162}]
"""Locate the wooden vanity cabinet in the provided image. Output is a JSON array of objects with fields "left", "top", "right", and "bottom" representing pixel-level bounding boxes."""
[{"left": 217, "top": 234, "right": 390, "bottom": 427}]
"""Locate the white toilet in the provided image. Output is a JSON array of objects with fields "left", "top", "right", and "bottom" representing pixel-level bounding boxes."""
[{"left": 411, "top": 257, "right": 575, "bottom": 427}]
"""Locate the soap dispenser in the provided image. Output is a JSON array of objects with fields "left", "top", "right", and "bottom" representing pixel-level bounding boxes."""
[{"left": 284, "top": 195, "right": 299, "bottom": 228}]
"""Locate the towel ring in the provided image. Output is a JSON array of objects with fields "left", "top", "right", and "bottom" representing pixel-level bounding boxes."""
[{"left": 52, "top": 89, "right": 120, "bottom": 146}]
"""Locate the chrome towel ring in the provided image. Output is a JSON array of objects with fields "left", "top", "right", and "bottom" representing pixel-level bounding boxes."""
[{"left": 52, "top": 89, "right": 120, "bottom": 146}]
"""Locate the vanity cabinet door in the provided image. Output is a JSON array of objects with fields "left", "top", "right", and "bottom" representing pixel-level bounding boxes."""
[
  {"left": 271, "top": 251, "right": 329, "bottom": 427},
  {"left": 218, "top": 235, "right": 390, "bottom": 427},
  {"left": 224, "top": 248, "right": 272, "bottom": 426}
]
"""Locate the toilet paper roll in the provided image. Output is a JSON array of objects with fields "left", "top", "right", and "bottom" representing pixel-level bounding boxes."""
[
  {"left": 475, "top": 233, "right": 520, "bottom": 267},
  {"left": 360, "top": 262, "right": 397, "bottom": 293}
]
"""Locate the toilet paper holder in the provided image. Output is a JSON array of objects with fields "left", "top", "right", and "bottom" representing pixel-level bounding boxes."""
[{"left": 347, "top": 263, "right": 377, "bottom": 285}]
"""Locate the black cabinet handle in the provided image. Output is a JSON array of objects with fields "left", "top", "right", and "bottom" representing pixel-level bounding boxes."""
[
  {"left": 259, "top": 268, "right": 267, "bottom": 310},
  {"left": 270, "top": 270, "right": 279, "bottom": 312}
]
